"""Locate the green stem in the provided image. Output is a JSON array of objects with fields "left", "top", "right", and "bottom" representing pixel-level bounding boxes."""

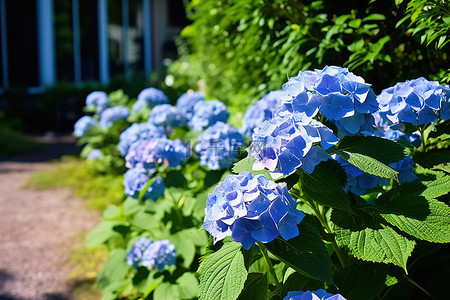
[
  {"left": 404, "top": 275, "right": 435, "bottom": 300},
  {"left": 419, "top": 126, "right": 427, "bottom": 152},
  {"left": 257, "top": 242, "right": 282, "bottom": 290}
]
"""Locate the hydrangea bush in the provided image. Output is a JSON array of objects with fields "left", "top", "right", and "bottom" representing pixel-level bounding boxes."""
[{"left": 77, "top": 68, "right": 450, "bottom": 300}]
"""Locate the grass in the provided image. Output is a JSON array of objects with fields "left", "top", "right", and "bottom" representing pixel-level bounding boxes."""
[
  {"left": 0, "top": 127, "right": 44, "bottom": 157},
  {"left": 23, "top": 156, "right": 124, "bottom": 211}
]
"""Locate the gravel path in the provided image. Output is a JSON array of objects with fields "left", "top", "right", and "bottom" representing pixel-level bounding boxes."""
[{"left": 0, "top": 136, "right": 99, "bottom": 300}]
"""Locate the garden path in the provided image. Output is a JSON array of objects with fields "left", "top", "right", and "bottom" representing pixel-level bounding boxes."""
[{"left": 0, "top": 136, "right": 99, "bottom": 300}]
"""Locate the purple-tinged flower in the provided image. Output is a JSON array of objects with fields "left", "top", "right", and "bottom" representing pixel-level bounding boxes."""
[
  {"left": 242, "top": 91, "right": 283, "bottom": 137},
  {"left": 142, "top": 240, "right": 177, "bottom": 271},
  {"left": 99, "top": 106, "right": 129, "bottom": 127},
  {"left": 127, "top": 237, "right": 153, "bottom": 269},
  {"left": 74, "top": 116, "right": 97, "bottom": 137},
  {"left": 189, "top": 100, "right": 229, "bottom": 131},
  {"left": 118, "top": 123, "right": 166, "bottom": 157},
  {"left": 176, "top": 91, "right": 205, "bottom": 119},
  {"left": 123, "top": 167, "right": 165, "bottom": 200},
  {"left": 374, "top": 77, "right": 450, "bottom": 129},
  {"left": 85, "top": 91, "right": 110, "bottom": 113},
  {"left": 148, "top": 104, "right": 188, "bottom": 131},
  {"left": 132, "top": 87, "right": 169, "bottom": 112},
  {"left": 196, "top": 122, "right": 244, "bottom": 170},
  {"left": 284, "top": 289, "right": 346, "bottom": 300},
  {"left": 87, "top": 149, "right": 102, "bottom": 160},
  {"left": 249, "top": 114, "right": 338, "bottom": 177},
  {"left": 125, "top": 139, "right": 157, "bottom": 172},
  {"left": 204, "top": 172, "right": 305, "bottom": 250},
  {"left": 389, "top": 156, "right": 417, "bottom": 183}
]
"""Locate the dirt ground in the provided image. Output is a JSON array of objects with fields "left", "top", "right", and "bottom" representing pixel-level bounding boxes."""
[{"left": 0, "top": 136, "right": 99, "bottom": 300}]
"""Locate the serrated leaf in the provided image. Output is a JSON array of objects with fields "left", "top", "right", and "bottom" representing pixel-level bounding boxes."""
[
  {"left": 198, "top": 242, "right": 247, "bottom": 300},
  {"left": 332, "top": 209, "right": 415, "bottom": 272},
  {"left": 301, "top": 161, "right": 352, "bottom": 212},
  {"left": 337, "top": 136, "right": 405, "bottom": 164},
  {"left": 378, "top": 195, "right": 450, "bottom": 243},
  {"left": 266, "top": 222, "right": 334, "bottom": 283},
  {"left": 237, "top": 273, "right": 268, "bottom": 300},
  {"left": 337, "top": 150, "right": 398, "bottom": 181},
  {"left": 97, "top": 249, "right": 129, "bottom": 289},
  {"left": 420, "top": 174, "right": 450, "bottom": 199}
]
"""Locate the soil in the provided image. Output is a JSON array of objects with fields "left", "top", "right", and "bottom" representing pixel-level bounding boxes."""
[{"left": 0, "top": 136, "right": 100, "bottom": 300}]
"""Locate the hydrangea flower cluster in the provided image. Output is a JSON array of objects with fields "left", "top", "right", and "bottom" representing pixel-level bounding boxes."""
[
  {"left": 242, "top": 90, "right": 283, "bottom": 137},
  {"left": 249, "top": 114, "right": 338, "bottom": 177},
  {"left": 374, "top": 77, "right": 450, "bottom": 129},
  {"left": 277, "top": 66, "right": 378, "bottom": 136},
  {"left": 389, "top": 156, "right": 417, "bottom": 183},
  {"left": 376, "top": 129, "right": 421, "bottom": 148},
  {"left": 127, "top": 238, "right": 176, "bottom": 271},
  {"left": 85, "top": 91, "right": 110, "bottom": 113},
  {"left": 125, "top": 137, "right": 189, "bottom": 170},
  {"left": 195, "top": 122, "right": 244, "bottom": 170},
  {"left": 118, "top": 122, "right": 166, "bottom": 156},
  {"left": 189, "top": 100, "right": 229, "bottom": 131},
  {"left": 203, "top": 172, "right": 305, "bottom": 250},
  {"left": 87, "top": 149, "right": 102, "bottom": 160},
  {"left": 148, "top": 104, "right": 187, "bottom": 131},
  {"left": 176, "top": 91, "right": 205, "bottom": 119},
  {"left": 284, "top": 289, "right": 346, "bottom": 300},
  {"left": 74, "top": 116, "right": 97, "bottom": 137},
  {"left": 123, "top": 167, "right": 165, "bottom": 200},
  {"left": 99, "top": 106, "right": 129, "bottom": 127},
  {"left": 132, "top": 87, "right": 169, "bottom": 112}
]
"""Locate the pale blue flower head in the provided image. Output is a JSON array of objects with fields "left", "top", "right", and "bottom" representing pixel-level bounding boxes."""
[
  {"left": 142, "top": 240, "right": 177, "bottom": 271},
  {"left": 189, "top": 100, "right": 229, "bottom": 131},
  {"left": 389, "top": 156, "right": 417, "bottom": 183},
  {"left": 133, "top": 87, "right": 169, "bottom": 111},
  {"left": 118, "top": 122, "right": 166, "bottom": 157},
  {"left": 195, "top": 122, "right": 244, "bottom": 170},
  {"left": 125, "top": 139, "right": 157, "bottom": 172},
  {"left": 242, "top": 91, "right": 283, "bottom": 137},
  {"left": 123, "top": 167, "right": 165, "bottom": 200},
  {"left": 148, "top": 104, "right": 188, "bottom": 131},
  {"left": 99, "top": 106, "right": 129, "bottom": 127},
  {"left": 74, "top": 116, "right": 97, "bottom": 137},
  {"left": 176, "top": 91, "right": 205, "bottom": 119},
  {"left": 85, "top": 91, "right": 110, "bottom": 113},
  {"left": 248, "top": 114, "right": 338, "bottom": 177},
  {"left": 127, "top": 237, "right": 153, "bottom": 269},
  {"left": 284, "top": 289, "right": 346, "bottom": 300},
  {"left": 87, "top": 149, "right": 102, "bottom": 160},
  {"left": 204, "top": 172, "right": 305, "bottom": 249}
]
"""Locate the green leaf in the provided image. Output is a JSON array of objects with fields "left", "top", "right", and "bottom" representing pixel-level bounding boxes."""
[
  {"left": 281, "top": 272, "right": 324, "bottom": 298},
  {"left": 237, "top": 273, "right": 268, "bottom": 300},
  {"left": 85, "top": 221, "right": 126, "bottom": 247},
  {"left": 363, "top": 13, "right": 386, "bottom": 21},
  {"left": 232, "top": 156, "right": 274, "bottom": 179},
  {"left": 333, "top": 209, "right": 415, "bottom": 272},
  {"left": 198, "top": 242, "right": 247, "bottom": 300},
  {"left": 337, "top": 136, "right": 405, "bottom": 164},
  {"left": 334, "top": 261, "right": 388, "bottom": 300},
  {"left": 301, "top": 160, "right": 352, "bottom": 212},
  {"left": 337, "top": 150, "right": 398, "bottom": 181},
  {"left": 379, "top": 195, "right": 450, "bottom": 243},
  {"left": 177, "top": 272, "right": 199, "bottom": 299},
  {"left": 97, "top": 249, "right": 130, "bottom": 289},
  {"left": 154, "top": 282, "right": 181, "bottom": 300},
  {"left": 266, "top": 222, "right": 334, "bottom": 283}
]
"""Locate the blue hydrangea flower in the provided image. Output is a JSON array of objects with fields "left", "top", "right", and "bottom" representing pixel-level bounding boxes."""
[
  {"left": 189, "top": 100, "right": 229, "bottom": 131},
  {"left": 176, "top": 91, "right": 205, "bottom": 119},
  {"left": 85, "top": 91, "right": 110, "bottom": 113},
  {"left": 389, "top": 156, "right": 417, "bottom": 183},
  {"left": 375, "top": 129, "right": 421, "bottom": 148},
  {"left": 125, "top": 138, "right": 189, "bottom": 170},
  {"left": 118, "top": 122, "right": 166, "bottom": 156},
  {"left": 374, "top": 77, "right": 450, "bottom": 128},
  {"left": 277, "top": 66, "right": 378, "bottom": 136},
  {"left": 132, "top": 87, "right": 169, "bottom": 112},
  {"left": 126, "top": 237, "right": 153, "bottom": 269},
  {"left": 248, "top": 114, "right": 338, "bottom": 177},
  {"left": 204, "top": 172, "right": 305, "bottom": 250},
  {"left": 123, "top": 167, "right": 165, "bottom": 200},
  {"left": 242, "top": 91, "right": 283, "bottom": 137},
  {"left": 87, "top": 149, "right": 102, "bottom": 160},
  {"left": 284, "top": 289, "right": 346, "bottom": 300},
  {"left": 142, "top": 240, "right": 177, "bottom": 271},
  {"left": 74, "top": 116, "right": 97, "bottom": 137},
  {"left": 99, "top": 106, "right": 129, "bottom": 127},
  {"left": 148, "top": 104, "right": 188, "bottom": 131},
  {"left": 195, "top": 122, "right": 244, "bottom": 170}
]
